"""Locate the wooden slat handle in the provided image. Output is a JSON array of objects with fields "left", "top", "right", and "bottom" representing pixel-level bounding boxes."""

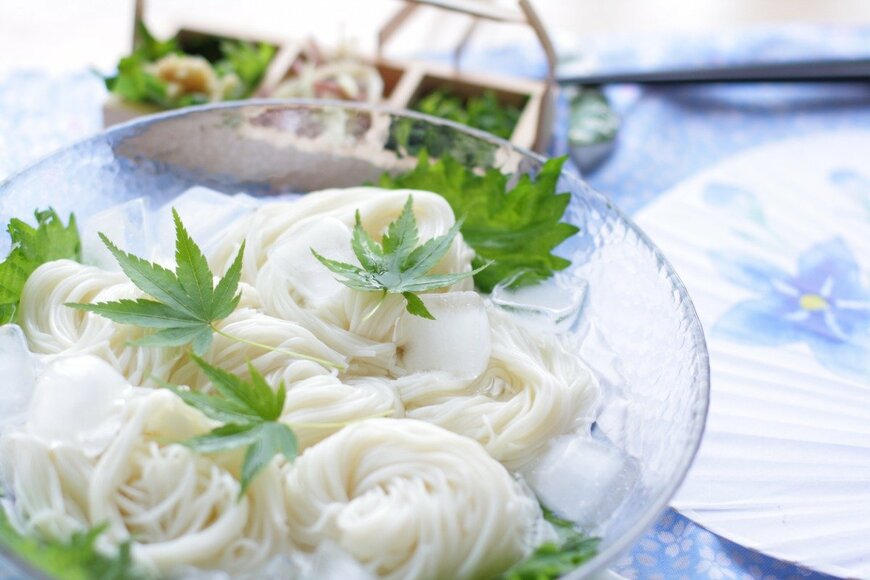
[
  {"left": 377, "top": 3, "right": 419, "bottom": 59},
  {"left": 404, "top": 0, "right": 524, "bottom": 22},
  {"left": 132, "top": 0, "right": 145, "bottom": 51}
]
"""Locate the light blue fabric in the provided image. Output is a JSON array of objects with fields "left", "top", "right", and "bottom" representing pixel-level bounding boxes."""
[
  {"left": 462, "top": 24, "right": 867, "bottom": 580},
  {"left": 1, "top": 25, "right": 865, "bottom": 580}
]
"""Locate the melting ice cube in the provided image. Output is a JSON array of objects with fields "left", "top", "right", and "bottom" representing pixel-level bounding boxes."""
[
  {"left": 81, "top": 198, "right": 149, "bottom": 271},
  {"left": 524, "top": 432, "right": 640, "bottom": 528},
  {"left": 0, "top": 325, "right": 39, "bottom": 430},
  {"left": 269, "top": 217, "right": 357, "bottom": 306},
  {"left": 152, "top": 186, "right": 259, "bottom": 264},
  {"left": 302, "top": 541, "right": 375, "bottom": 580},
  {"left": 394, "top": 291, "right": 491, "bottom": 379},
  {"left": 26, "top": 355, "right": 131, "bottom": 456},
  {"left": 230, "top": 542, "right": 374, "bottom": 580},
  {"left": 491, "top": 273, "right": 587, "bottom": 332}
]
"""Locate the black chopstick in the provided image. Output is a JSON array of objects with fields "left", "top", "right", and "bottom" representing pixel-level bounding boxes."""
[{"left": 557, "top": 58, "right": 870, "bottom": 86}]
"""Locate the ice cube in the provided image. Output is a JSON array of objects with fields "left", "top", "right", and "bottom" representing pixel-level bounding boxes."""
[
  {"left": 302, "top": 541, "right": 375, "bottom": 580},
  {"left": 26, "top": 355, "right": 131, "bottom": 456},
  {"left": 524, "top": 432, "right": 639, "bottom": 528},
  {"left": 222, "top": 541, "right": 374, "bottom": 580},
  {"left": 268, "top": 217, "right": 357, "bottom": 306},
  {"left": 394, "top": 292, "right": 491, "bottom": 379},
  {"left": 0, "top": 325, "right": 39, "bottom": 430},
  {"left": 81, "top": 198, "right": 149, "bottom": 271},
  {"left": 152, "top": 187, "right": 259, "bottom": 265},
  {"left": 491, "top": 273, "right": 587, "bottom": 332}
]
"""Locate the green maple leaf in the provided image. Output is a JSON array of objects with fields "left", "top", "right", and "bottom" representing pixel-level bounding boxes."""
[
  {"left": 499, "top": 507, "right": 600, "bottom": 580},
  {"left": 311, "top": 195, "right": 486, "bottom": 319},
  {"left": 169, "top": 356, "right": 298, "bottom": 495},
  {"left": 379, "top": 152, "right": 579, "bottom": 293},
  {"left": 0, "top": 209, "right": 82, "bottom": 324},
  {"left": 68, "top": 208, "right": 244, "bottom": 356},
  {"left": 0, "top": 508, "right": 148, "bottom": 580}
]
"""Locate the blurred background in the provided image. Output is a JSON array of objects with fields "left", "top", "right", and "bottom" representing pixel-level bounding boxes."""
[{"left": 2, "top": 0, "right": 870, "bottom": 73}]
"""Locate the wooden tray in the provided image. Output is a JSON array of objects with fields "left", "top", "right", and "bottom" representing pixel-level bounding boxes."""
[
  {"left": 105, "top": 0, "right": 556, "bottom": 152},
  {"left": 102, "top": 19, "right": 292, "bottom": 127}
]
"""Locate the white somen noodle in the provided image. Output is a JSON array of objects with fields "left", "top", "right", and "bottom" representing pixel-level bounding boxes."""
[{"left": 283, "top": 418, "right": 537, "bottom": 580}]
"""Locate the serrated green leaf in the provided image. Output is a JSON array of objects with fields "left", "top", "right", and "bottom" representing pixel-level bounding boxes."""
[
  {"left": 99, "top": 233, "right": 198, "bottom": 318},
  {"left": 0, "top": 209, "right": 81, "bottom": 324},
  {"left": 401, "top": 219, "right": 463, "bottom": 278},
  {"left": 67, "top": 299, "right": 201, "bottom": 328},
  {"left": 498, "top": 507, "right": 600, "bottom": 580},
  {"left": 168, "top": 387, "right": 258, "bottom": 424},
  {"left": 350, "top": 211, "right": 386, "bottom": 272},
  {"left": 313, "top": 195, "right": 479, "bottom": 319},
  {"left": 401, "top": 292, "right": 434, "bottom": 319},
  {"left": 392, "top": 268, "right": 487, "bottom": 294},
  {"left": 211, "top": 241, "right": 245, "bottom": 320},
  {"left": 190, "top": 328, "right": 214, "bottom": 356},
  {"left": 381, "top": 196, "right": 418, "bottom": 260},
  {"left": 273, "top": 381, "right": 287, "bottom": 419},
  {"left": 192, "top": 355, "right": 279, "bottom": 421},
  {"left": 240, "top": 422, "right": 297, "bottom": 493},
  {"left": 132, "top": 326, "right": 212, "bottom": 351},
  {"left": 310, "top": 250, "right": 368, "bottom": 280},
  {"left": 379, "top": 154, "right": 579, "bottom": 293},
  {"left": 68, "top": 210, "right": 244, "bottom": 356},
  {"left": 184, "top": 422, "right": 263, "bottom": 453},
  {"left": 172, "top": 209, "right": 214, "bottom": 317},
  {"left": 246, "top": 361, "right": 284, "bottom": 420},
  {"left": 166, "top": 361, "right": 297, "bottom": 495},
  {"left": 0, "top": 253, "right": 31, "bottom": 304},
  {"left": 0, "top": 304, "right": 16, "bottom": 324},
  {"left": 0, "top": 507, "right": 148, "bottom": 580}
]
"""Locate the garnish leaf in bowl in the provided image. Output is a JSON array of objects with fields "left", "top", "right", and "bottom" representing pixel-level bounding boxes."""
[
  {"left": 168, "top": 356, "right": 298, "bottom": 495},
  {"left": 379, "top": 153, "right": 579, "bottom": 293},
  {"left": 312, "top": 195, "right": 486, "bottom": 320},
  {"left": 0, "top": 208, "right": 81, "bottom": 324}
]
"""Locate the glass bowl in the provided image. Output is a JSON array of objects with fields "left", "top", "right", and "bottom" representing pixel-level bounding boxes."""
[{"left": 0, "top": 100, "right": 709, "bottom": 579}]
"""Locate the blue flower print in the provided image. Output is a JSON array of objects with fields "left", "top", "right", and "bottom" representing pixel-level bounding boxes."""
[{"left": 711, "top": 238, "right": 870, "bottom": 381}]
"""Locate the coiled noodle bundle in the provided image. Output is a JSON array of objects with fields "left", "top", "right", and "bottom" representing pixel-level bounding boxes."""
[
  {"left": 0, "top": 434, "right": 93, "bottom": 541},
  {"left": 19, "top": 260, "right": 182, "bottom": 385},
  {"left": 283, "top": 419, "right": 536, "bottom": 580},
  {"left": 397, "top": 308, "right": 599, "bottom": 468},
  {"left": 168, "top": 309, "right": 346, "bottom": 388},
  {"left": 281, "top": 375, "right": 404, "bottom": 450},
  {"left": 88, "top": 391, "right": 254, "bottom": 573}
]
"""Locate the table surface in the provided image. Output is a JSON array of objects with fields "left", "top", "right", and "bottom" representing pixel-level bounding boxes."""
[{"left": 1, "top": 4, "right": 869, "bottom": 579}]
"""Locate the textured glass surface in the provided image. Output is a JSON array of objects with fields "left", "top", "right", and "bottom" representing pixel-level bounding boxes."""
[{"left": 0, "top": 100, "right": 709, "bottom": 578}]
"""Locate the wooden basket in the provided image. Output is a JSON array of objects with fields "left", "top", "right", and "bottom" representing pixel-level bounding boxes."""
[
  {"left": 105, "top": 0, "right": 556, "bottom": 152},
  {"left": 102, "top": 1, "right": 293, "bottom": 127},
  {"left": 373, "top": 0, "right": 556, "bottom": 152}
]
